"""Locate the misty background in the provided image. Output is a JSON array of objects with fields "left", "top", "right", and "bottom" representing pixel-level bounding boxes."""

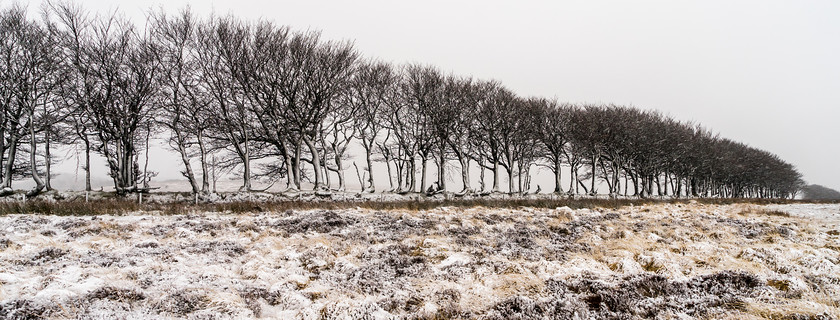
[{"left": 16, "top": 0, "right": 840, "bottom": 192}]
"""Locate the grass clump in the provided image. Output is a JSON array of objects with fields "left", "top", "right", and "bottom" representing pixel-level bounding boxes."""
[{"left": 737, "top": 207, "right": 792, "bottom": 218}]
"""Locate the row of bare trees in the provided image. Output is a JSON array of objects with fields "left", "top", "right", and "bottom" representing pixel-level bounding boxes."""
[{"left": 0, "top": 3, "right": 802, "bottom": 198}]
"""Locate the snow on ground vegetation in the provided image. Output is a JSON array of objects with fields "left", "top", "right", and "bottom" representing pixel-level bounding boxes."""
[{"left": 0, "top": 203, "right": 838, "bottom": 319}]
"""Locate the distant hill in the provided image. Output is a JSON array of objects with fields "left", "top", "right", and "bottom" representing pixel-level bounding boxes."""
[{"left": 801, "top": 184, "right": 840, "bottom": 200}]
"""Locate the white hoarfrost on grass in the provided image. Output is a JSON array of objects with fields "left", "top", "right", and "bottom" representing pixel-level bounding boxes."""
[{"left": 0, "top": 203, "right": 839, "bottom": 319}]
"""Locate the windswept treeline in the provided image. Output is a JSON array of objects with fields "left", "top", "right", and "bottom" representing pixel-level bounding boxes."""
[
  {"left": 0, "top": 3, "right": 803, "bottom": 198},
  {"left": 800, "top": 184, "right": 840, "bottom": 201}
]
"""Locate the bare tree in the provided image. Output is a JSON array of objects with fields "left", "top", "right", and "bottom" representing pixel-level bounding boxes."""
[
  {"left": 234, "top": 21, "right": 297, "bottom": 191},
  {"left": 381, "top": 74, "right": 417, "bottom": 193},
  {"left": 529, "top": 98, "right": 572, "bottom": 194},
  {"left": 0, "top": 6, "right": 65, "bottom": 196},
  {"left": 196, "top": 16, "right": 255, "bottom": 191},
  {"left": 83, "top": 15, "right": 160, "bottom": 194},
  {"left": 151, "top": 8, "right": 214, "bottom": 195},
  {"left": 506, "top": 98, "right": 540, "bottom": 194},
  {"left": 45, "top": 1, "right": 98, "bottom": 191},
  {"left": 473, "top": 83, "right": 519, "bottom": 193},
  {"left": 438, "top": 75, "right": 475, "bottom": 195},
  {"left": 0, "top": 6, "right": 29, "bottom": 192},
  {"left": 347, "top": 60, "right": 396, "bottom": 193},
  {"left": 289, "top": 32, "right": 357, "bottom": 192},
  {"left": 397, "top": 64, "right": 442, "bottom": 193},
  {"left": 321, "top": 95, "right": 358, "bottom": 191}
]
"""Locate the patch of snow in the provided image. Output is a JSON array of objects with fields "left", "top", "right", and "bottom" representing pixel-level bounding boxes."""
[{"left": 438, "top": 252, "right": 472, "bottom": 268}]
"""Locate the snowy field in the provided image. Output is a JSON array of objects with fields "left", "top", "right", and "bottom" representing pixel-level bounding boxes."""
[{"left": 1, "top": 202, "right": 839, "bottom": 319}]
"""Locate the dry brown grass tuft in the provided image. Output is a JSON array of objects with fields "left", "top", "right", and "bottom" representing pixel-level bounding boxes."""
[
  {"left": 767, "top": 279, "right": 791, "bottom": 292},
  {"left": 641, "top": 259, "right": 665, "bottom": 273},
  {"left": 737, "top": 206, "right": 792, "bottom": 218}
]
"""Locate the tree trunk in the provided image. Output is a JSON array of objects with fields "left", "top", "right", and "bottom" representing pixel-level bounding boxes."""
[
  {"left": 656, "top": 174, "right": 663, "bottom": 196},
  {"left": 394, "top": 158, "right": 402, "bottom": 192},
  {"left": 142, "top": 125, "right": 152, "bottom": 189},
  {"left": 197, "top": 133, "right": 209, "bottom": 193},
  {"left": 106, "top": 138, "right": 132, "bottom": 193},
  {"left": 211, "top": 155, "right": 218, "bottom": 193},
  {"left": 119, "top": 138, "right": 133, "bottom": 191},
  {"left": 335, "top": 153, "right": 345, "bottom": 191},
  {"left": 0, "top": 125, "right": 5, "bottom": 185},
  {"left": 323, "top": 161, "right": 332, "bottom": 190},
  {"left": 599, "top": 159, "right": 612, "bottom": 194},
  {"left": 283, "top": 146, "right": 293, "bottom": 190},
  {"left": 29, "top": 117, "right": 45, "bottom": 197},
  {"left": 553, "top": 157, "right": 564, "bottom": 194},
  {"left": 382, "top": 147, "right": 394, "bottom": 192},
  {"left": 319, "top": 134, "right": 331, "bottom": 190},
  {"left": 633, "top": 173, "right": 641, "bottom": 197},
  {"left": 3, "top": 128, "right": 18, "bottom": 189},
  {"left": 420, "top": 156, "right": 428, "bottom": 193},
  {"left": 242, "top": 137, "right": 252, "bottom": 192},
  {"left": 524, "top": 164, "right": 532, "bottom": 193},
  {"left": 292, "top": 141, "right": 301, "bottom": 190},
  {"left": 109, "top": 146, "right": 119, "bottom": 190},
  {"left": 590, "top": 154, "right": 597, "bottom": 195},
  {"left": 490, "top": 160, "right": 500, "bottom": 193},
  {"left": 363, "top": 142, "right": 375, "bottom": 192},
  {"left": 437, "top": 146, "right": 445, "bottom": 192},
  {"left": 624, "top": 173, "right": 629, "bottom": 197},
  {"left": 405, "top": 157, "right": 412, "bottom": 192},
  {"left": 479, "top": 158, "right": 486, "bottom": 193},
  {"left": 174, "top": 127, "right": 200, "bottom": 194},
  {"left": 577, "top": 178, "right": 589, "bottom": 195},
  {"left": 323, "top": 158, "right": 332, "bottom": 190},
  {"left": 44, "top": 129, "right": 52, "bottom": 191},
  {"left": 303, "top": 136, "right": 324, "bottom": 191},
  {"left": 507, "top": 166, "right": 515, "bottom": 195},
  {"left": 675, "top": 177, "right": 683, "bottom": 198},
  {"left": 84, "top": 136, "right": 91, "bottom": 192},
  {"left": 612, "top": 162, "right": 621, "bottom": 195},
  {"left": 668, "top": 172, "right": 676, "bottom": 196},
  {"left": 408, "top": 157, "right": 416, "bottom": 193},
  {"left": 396, "top": 157, "right": 405, "bottom": 192},
  {"left": 457, "top": 153, "right": 471, "bottom": 193},
  {"left": 647, "top": 176, "right": 655, "bottom": 196}
]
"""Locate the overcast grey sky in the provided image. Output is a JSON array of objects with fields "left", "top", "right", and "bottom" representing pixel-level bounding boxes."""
[{"left": 24, "top": 0, "right": 840, "bottom": 191}]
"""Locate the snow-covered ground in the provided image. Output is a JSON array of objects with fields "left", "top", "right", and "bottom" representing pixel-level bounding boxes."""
[{"left": 1, "top": 203, "right": 838, "bottom": 319}]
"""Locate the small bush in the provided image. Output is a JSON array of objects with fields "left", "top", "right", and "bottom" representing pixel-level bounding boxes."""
[
  {"left": 274, "top": 210, "right": 356, "bottom": 233},
  {"left": 485, "top": 296, "right": 545, "bottom": 320},
  {"left": 26, "top": 247, "right": 67, "bottom": 265},
  {"left": 155, "top": 290, "right": 209, "bottom": 315},
  {"left": 239, "top": 286, "right": 283, "bottom": 317},
  {"left": 87, "top": 286, "right": 146, "bottom": 302},
  {"left": 0, "top": 299, "right": 48, "bottom": 320},
  {"left": 185, "top": 240, "right": 245, "bottom": 257}
]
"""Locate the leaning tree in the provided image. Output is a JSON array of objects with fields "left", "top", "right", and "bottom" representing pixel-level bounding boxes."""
[
  {"left": 0, "top": 6, "right": 65, "bottom": 196},
  {"left": 151, "top": 8, "right": 217, "bottom": 195}
]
